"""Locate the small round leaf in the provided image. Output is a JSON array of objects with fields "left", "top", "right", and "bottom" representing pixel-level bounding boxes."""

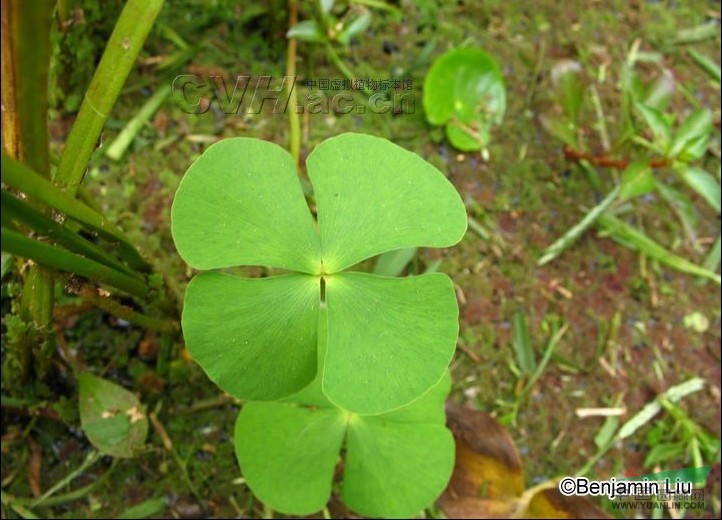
[{"left": 423, "top": 48, "right": 506, "bottom": 151}]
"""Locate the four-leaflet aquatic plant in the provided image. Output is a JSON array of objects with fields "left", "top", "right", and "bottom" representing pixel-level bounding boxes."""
[{"left": 171, "top": 132, "right": 468, "bottom": 516}]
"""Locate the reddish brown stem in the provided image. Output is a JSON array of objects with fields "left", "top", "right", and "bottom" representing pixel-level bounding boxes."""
[{"left": 564, "top": 146, "right": 671, "bottom": 170}]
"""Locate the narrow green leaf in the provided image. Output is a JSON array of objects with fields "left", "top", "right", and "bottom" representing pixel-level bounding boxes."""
[
  {"left": 1, "top": 228, "right": 150, "bottom": 297},
  {"left": 671, "top": 22, "right": 718, "bottom": 45},
  {"left": 337, "top": 11, "right": 372, "bottom": 45},
  {"left": 539, "top": 115, "right": 578, "bottom": 148},
  {"left": 234, "top": 403, "right": 346, "bottom": 515},
  {"left": 106, "top": 83, "right": 171, "bottom": 161},
  {"left": 512, "top": 311, "right": 535, "bottom": 374},
  {"left": 118, "top": 497, "right": 167, "bottom": 519},
  {"left": 679, "top": 166, "right": 721, "bottom": 212},
  {"left": 551, "top": 60, "right": 584, "bottom": 122},
  {"left": 594, "top": 416, "right": 619, "bottom": 449},
  {"left": 655, "top": 183, "right": 698, "bottom": 243},
  {"left": 307, "top": 133, "right": 467, "bottom": 273},
  {"left": 635, "top": 103, "right": 671, "bottom": 150},
  {"left": 54, "top": 0, "right": 165, "bottom": 195},
  {"left": 687, "top": 49, "right": 721, "bottom": 83},
  {"left": 669, "top": 109, "right": 712, "bottom": 159},
  {"left": 642, "top": 69, "right": 674, "bottom": 111},
  {"left": 171, "top": 138, "right": 321, "bottom": 273},
  {"left": 620, "top": 161, "right": 655, "bottom": 200},
  {"left": 78, "top": 372, "right": 148, "bottom": 458},
  {"left": 1, "top": 154, "right": 148, "bottom": 271},
  {"left": 182, "top": 273, "right": 320, "bottom": 401},
  {"left": 373, "top": 247, "right": 417, "bottom": 277},
  {"left": 538, "top": 186, "right": 620, "bottom": 265},
  {"left": 596, "top": 214, "right": 720, "bottom": 284},
  {"left": 323, "top": 272, "right": 457, "bottom": 414},
  {"left": 320, "top": 0, "right": 335, "bottom": 14},
  {"left": 644, "top": 442, "right": 686, "bottom": 467},
  {"left": 286, "top": 20, "right": 326, "bottom": 43},
  {"left": 0, "top": 190, "right": 139, "bottom": 278},
  {"left": 617, "top": 378, "right": 704, "bottom": 440}
]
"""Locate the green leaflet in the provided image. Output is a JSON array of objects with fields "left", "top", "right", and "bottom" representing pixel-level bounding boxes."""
[
  {"left": 182, "top": 273, "right": 320, "bottom": 400},
  {"left": 171, "top": 133, "right": 466, "bottom": 412},
  {"left": 308, "top": 133, "right": 467, "bottom": 273},
  {"left": 171, "top": 138, "right": 321, "bottom": 273},
  {"left": 234, "top": 372, "right": 453, "bottom": 518},
  {"left": 323, "top": 272, "right": 458, "bottom": 413}
]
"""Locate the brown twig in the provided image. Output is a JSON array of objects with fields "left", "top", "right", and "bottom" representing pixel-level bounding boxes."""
[{"left": 563, "top": 146, "right": 671, "bottom": 170}]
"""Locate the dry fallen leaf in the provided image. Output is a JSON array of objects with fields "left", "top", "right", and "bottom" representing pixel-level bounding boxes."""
[{"left": 440, "top": 402, "right": 609, "bottom": 519}]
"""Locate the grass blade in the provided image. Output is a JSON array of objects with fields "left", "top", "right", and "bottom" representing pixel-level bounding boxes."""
[
  {"left": 687, "top": 49, "right": 721, "bottom": 83},
  {"left": 1, "top": 228, "right": 149, "bottom": 298},
  {"left": 1, "top": 190, "right": 141, "bottom": 279},
  {"left": 106, "top": 83, "right": 171, "bottom": 161},
  {"left": 538, "top": 185, "right": 620, "bottom": 265},
  {"left": 373, "top": 248, "right": 417, "bottom": 276},
  {"left": 2, "top": 154, "right": 149, "bottom": 272},
  {"left": 513, "top": 311, "right": 536, "bottom": 375},
  {"left": 597, "top": 214, "right": 721, "bottom": 284}
]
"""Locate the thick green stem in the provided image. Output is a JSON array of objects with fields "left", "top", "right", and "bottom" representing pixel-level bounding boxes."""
[
  {"left": 8, "top": 0, "right": 56, "bottom": 329},
  {"left": 1, "top": 228, "right": 150, "bottom": 298},
  {"left": 54, "top": 0, "right": 165, "bottom": 195}
]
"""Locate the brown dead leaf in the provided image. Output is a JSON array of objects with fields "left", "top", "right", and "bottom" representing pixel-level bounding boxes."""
[
  {"left": 440, "top": 402, "right": 609, "bottom": 519},
  {"left": 27, "top": 436, "right": 42, "bottom": 497}
]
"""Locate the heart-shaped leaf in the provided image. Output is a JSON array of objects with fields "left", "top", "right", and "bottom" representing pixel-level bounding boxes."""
[
  {"left": 79, "top": 372, "right": 148, "bottom": 458},
  {"left": 423, "top": 48, "right": 506, "bottom": 151}
]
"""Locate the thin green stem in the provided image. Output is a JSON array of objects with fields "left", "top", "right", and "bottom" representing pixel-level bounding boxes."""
[
  {"left": 325, "top": 43, "right": 373, "bottom": 97},
  {"left": 29, "top": 451, "right": 100, "bottom": 508},
  {"left": 75, "top": 285, "right": 177, "bottom": 333},
  {"left": 7, "top": 0, "right": 55, "bottom": 332},
  {"left": 286, "top": 0, "right": 301, "bottom": 166}
]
